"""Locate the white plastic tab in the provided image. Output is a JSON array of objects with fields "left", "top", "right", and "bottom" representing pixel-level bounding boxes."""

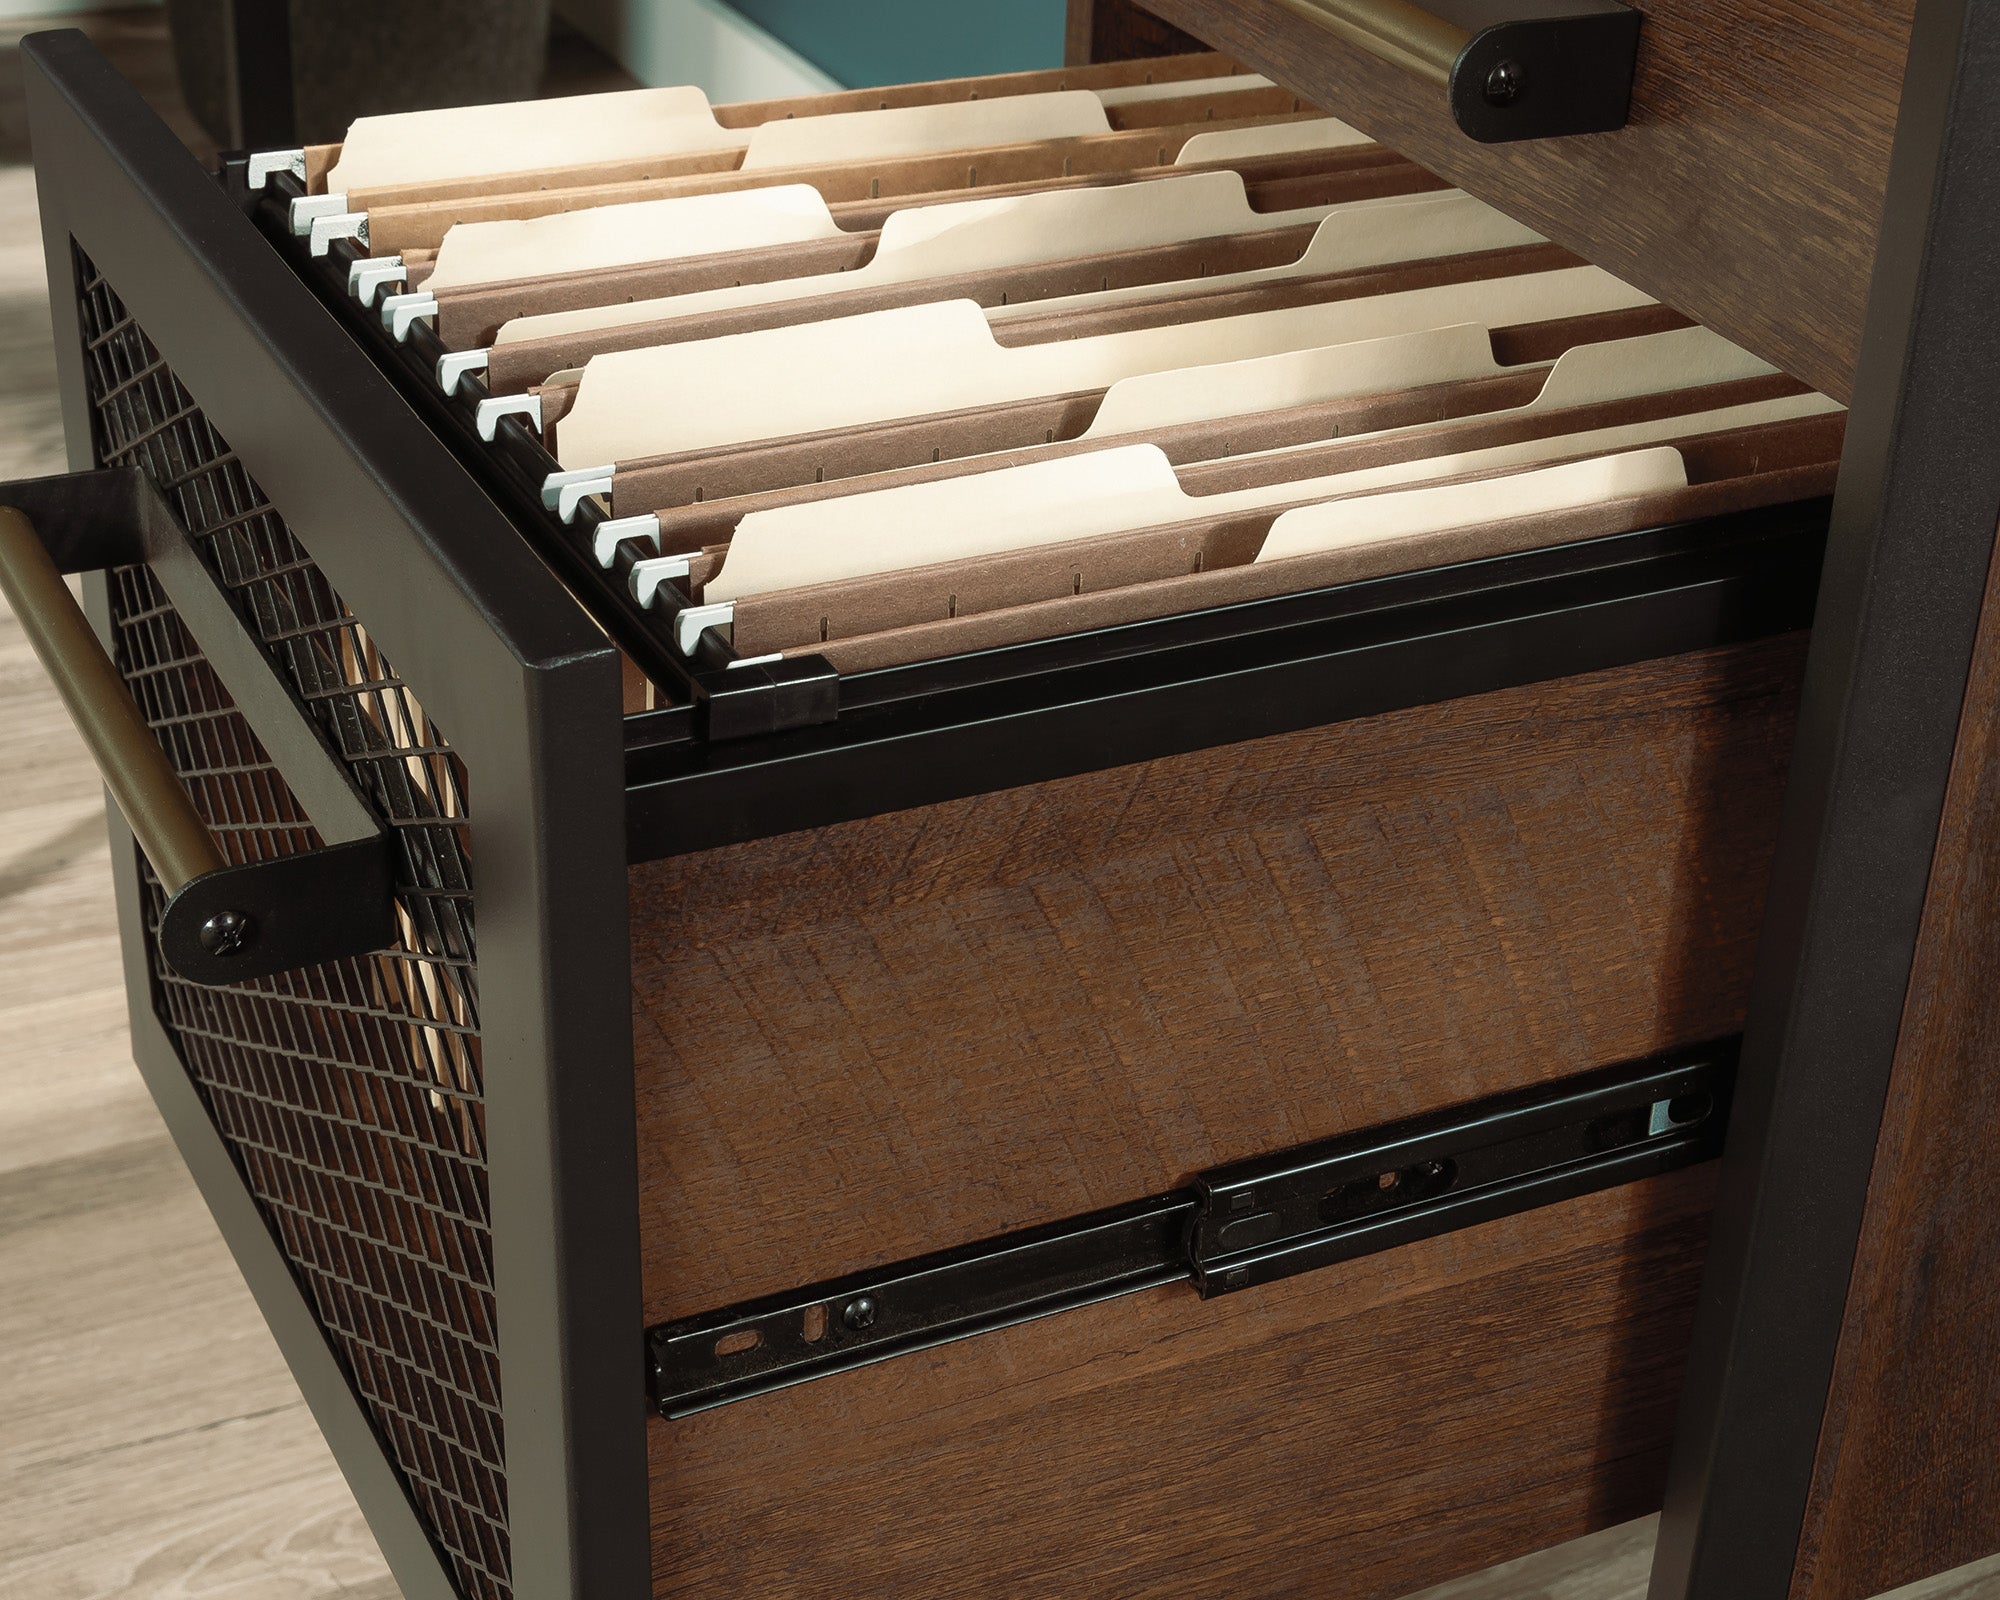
[
  {"left": 436, "top": 348, "right": 491, "bottom": 396},
  {"left": 541, "top": 464, "right": 616, "bottom": 511},
  {"left": 595, "top": 513, "right": 663, "bottom": 567},
  {"left": 726, "top": 652, "right": 786, "bottom": 669},
  {"left": 308, "top": 211, "right": 370, "bottom": 256},
  {"left": 380, "top": 291, "right": 439, "bottom": 342},
  {"left": 630, "top": 555, "right": 698, "bottom": 608},
  {"left": 556, "top": 472, "right": 617, "bottom": 524},
  {"left": 247, "top": 149, "right": 307, "bottom": 189},
  {"left": 674, "top": 601, "right": 735, "bottom": 656},
  {"left": 476, "top": 392, "right": 544, "bottom": 442},
  {"left": 289, "top": 192, "right": 351, "bottom": 236},
  {"left": 348, "top": 255, "right": 407, "bottom": 307}
]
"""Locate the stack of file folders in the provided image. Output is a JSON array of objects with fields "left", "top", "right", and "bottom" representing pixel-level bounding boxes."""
[{"left": 294, "top": 51, "right": 1844, "bottom": 683}]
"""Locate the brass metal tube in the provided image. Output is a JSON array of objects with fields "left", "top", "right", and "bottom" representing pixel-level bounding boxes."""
[
  {"left": 0, "top": 505, "right": 224, "bottom": 893},
  {"left": 1265, "top": 0, "right": 1469, "bottom": 88}
]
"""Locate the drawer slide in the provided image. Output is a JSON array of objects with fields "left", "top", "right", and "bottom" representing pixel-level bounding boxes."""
[{"left": 649, "top": 1040, "right": 1735, "bottom": 1416}]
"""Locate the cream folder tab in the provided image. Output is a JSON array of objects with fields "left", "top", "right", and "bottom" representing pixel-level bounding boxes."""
[
  {"left": 985, "top": 193, "right": 1544, "bottom": 324},
  {"left": 1096, "top": 73, "right": 1278, "bottom": 106},
  {"left": 1078, "top": 320, "right": 1772, "bottom": 438},
  {"left": 1174, "top": 117, "right": 1372, "bottom": 164},
  {"left": 327, "top": 86, "right": 744, "bottom": 193},
  {"left": 739, "top": 92, "right": 1114, "bottom": 169},
  {"left": 704, "top": 387, "right": 1839, "bottom": 601},
  {"left": 1256, "top": 449, "right": 1690, "bottom": 563},
  {"left": 427, "top": 187, "right": 848, "bottom": 292},
  {"left": 492, "top": 180, "right": 1467, "bottom": 347},
  {"left": 1083, "top": 323, "right": 1520, "bottom": 437},
  {"left": 555, "top": 266, "right": 1654, "bottom": 466}
]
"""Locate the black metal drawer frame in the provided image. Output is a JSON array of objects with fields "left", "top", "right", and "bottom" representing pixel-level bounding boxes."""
[{"left": 17, "top": 4, "right": 2000, "bottom": 1596}]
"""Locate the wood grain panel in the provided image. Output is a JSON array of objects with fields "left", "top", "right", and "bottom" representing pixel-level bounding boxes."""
[
  {"left": 650, "top": 1169, "right": 1714, "bottom": 1600},
  {"left": 630, "top": 636, "right": 1806, "bottom": 1327},
  {"left": 1789, "top": 529, "right": 2000, "bottom": 1599},
  {"left": 1119, "top": 0, "right": 1912, "bottom": 400}
]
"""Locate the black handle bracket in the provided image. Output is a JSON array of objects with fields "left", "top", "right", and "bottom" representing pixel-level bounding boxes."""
[
  {"left": 1439, "top": 0, "right": 1642, "bottom": 143},
  {"left": 4, "top": 465, "right": 400, "bottom": 985}
]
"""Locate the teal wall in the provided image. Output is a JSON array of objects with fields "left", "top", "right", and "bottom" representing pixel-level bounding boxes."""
[{"left": 724, "top": 1, "right": 1067, "bottom": 87}]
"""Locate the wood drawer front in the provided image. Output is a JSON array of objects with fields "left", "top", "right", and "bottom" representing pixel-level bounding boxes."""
[
  {"left": 650, "top": 1168, "right": 1713, "bottom": 1600},
  {"left": 1133, "top": 0, "right": 1912, "bottom": 402},
  {"left": 629, "top": 634, "right": 1804, "bottom": 1329}
]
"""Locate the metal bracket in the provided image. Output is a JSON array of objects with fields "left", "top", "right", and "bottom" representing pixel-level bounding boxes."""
[
  {"left": 647, "top": 1041, "right": 1737, "bottom": 1416},
  {"left": 554, "top": 468, "right": 616, "bottom": 523},
  {"left": 674, "top": 601, "right": 734, "bottom": 655},
  {"left": 308, "top": 210, "right": 369, "bottom": 256},
  {"left": 476, "top": 392, "right": 543, "bottom": 443},
  {"left": 631, "top": 556, "right": 699, "bottom": 608},
  {"left": 595, "top": 514, "right": 661, "bottom": 569},
  {"left": 436, "top": 348, "right": 491, "bottom": 396},
  {"left": 246, "top": 148, "right": 306, "bottom": 189},
  {"left": 1272, "top": 0, "right": 1641, "bottom": 142},
  {"left": 0, "top": 467, "right": 398, "bottom": 985},
  {"left": 287, "top": 191, "right": 349, "bottom": 235},
  {"left": 379, "top": 291, "right": 438, "bottom": 342},
  {"left": 348, "top": 254, "right": 407, "bottom": 308}
]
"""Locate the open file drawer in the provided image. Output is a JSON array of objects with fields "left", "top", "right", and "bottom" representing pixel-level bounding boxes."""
[{"left": 12, "top": 6, "right": 2000, "bottom": 1600}]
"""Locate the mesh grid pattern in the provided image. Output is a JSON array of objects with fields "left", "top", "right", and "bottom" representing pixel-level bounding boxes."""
[{"left": 74, "top": 247, "right": 511, "bottom": 1600}]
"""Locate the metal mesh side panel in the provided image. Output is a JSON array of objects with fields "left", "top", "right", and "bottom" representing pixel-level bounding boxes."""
[{"left": 73, "top": 246, "right": 510, "bottom": 1600}]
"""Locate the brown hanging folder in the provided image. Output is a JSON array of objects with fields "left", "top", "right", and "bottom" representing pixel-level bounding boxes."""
[
  {"left": 314, "top": 56, "right": 1268, "bottom": 208},
  {"left": 726, "top": 415, "right": 1844, "bottom": 669},
  {"left": 632, "top": 304, "right": 1695, "bottom": 547},
  {"left": 300, "top": 52, "right": 1254, "bottom": 192},
  {"left": 530, "top": 244, "right": 1584, "bottom": 459},
  {"left": 364, "top": 113, "right": 1339, "bottom": 254},
  {"left": 449, "top": 153, "right": 1434, "bottom": 355},
  {"left": 700, "top": 374, "right": 1819, "bottom": 611},
  {"left": 569, "top": 303, "right": 1681, "bottom": 523},
  {"left": 505, "top": 237, "right": 1574, "bottom": 405}
]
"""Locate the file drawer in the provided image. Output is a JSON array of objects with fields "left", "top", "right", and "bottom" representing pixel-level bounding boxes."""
[{"left": 13, "top": 9, "right": 2000, "bottom": 1600}]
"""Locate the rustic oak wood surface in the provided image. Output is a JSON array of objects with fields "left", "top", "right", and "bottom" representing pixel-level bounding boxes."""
[
  {"left": 1127, "top": 0, "right": 1913, "bottom": 402},
  {"left": 651, "top": 1171, "right": 1716, "bottom": 1600},
  {"left": 1788, "top": 524, "right": 2000, "bottom": 1600},
  {"left": 631, "top": 636, "right": 1805, "bottom": 1326}
]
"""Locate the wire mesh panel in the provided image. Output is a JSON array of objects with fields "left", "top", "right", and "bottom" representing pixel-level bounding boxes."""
[{"left": 73, "top": 245, "right": 511, "bottom": 1600}]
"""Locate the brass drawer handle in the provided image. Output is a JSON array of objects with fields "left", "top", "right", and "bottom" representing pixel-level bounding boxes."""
[
  {"left": 0, "top": 503, "right": 225, "bottom": 895},
  {"left": 0, "top": 468, "right": 398, "bottom": 985},
  {"left": 1268, "top": 0, "right": 1642, "bottom": 142}
]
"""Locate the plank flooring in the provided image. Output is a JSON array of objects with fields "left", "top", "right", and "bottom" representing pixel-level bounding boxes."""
[{"left": 0, "top": 9, "right": 1995, "bottom": 1600}]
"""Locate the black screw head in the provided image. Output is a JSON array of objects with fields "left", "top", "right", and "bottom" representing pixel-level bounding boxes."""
[
  {"left": 198, "top": 910, "right": 256, "bottom": 957},
  {"left": 841, "top": 1296, "right": 877, "bottom": 1332},
  {"left": 1484, "top": 59, "right": 1526, "bottom": 107}
]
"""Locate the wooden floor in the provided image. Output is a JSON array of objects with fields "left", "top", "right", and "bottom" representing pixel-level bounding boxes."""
[{"left": 0, "top": 10, "right": 1996, "bottom": 1600}]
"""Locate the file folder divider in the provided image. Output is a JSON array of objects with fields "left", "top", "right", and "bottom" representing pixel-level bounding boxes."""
[{"left": 257, "top": 150, "right": 1840, "bottom": 758}]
